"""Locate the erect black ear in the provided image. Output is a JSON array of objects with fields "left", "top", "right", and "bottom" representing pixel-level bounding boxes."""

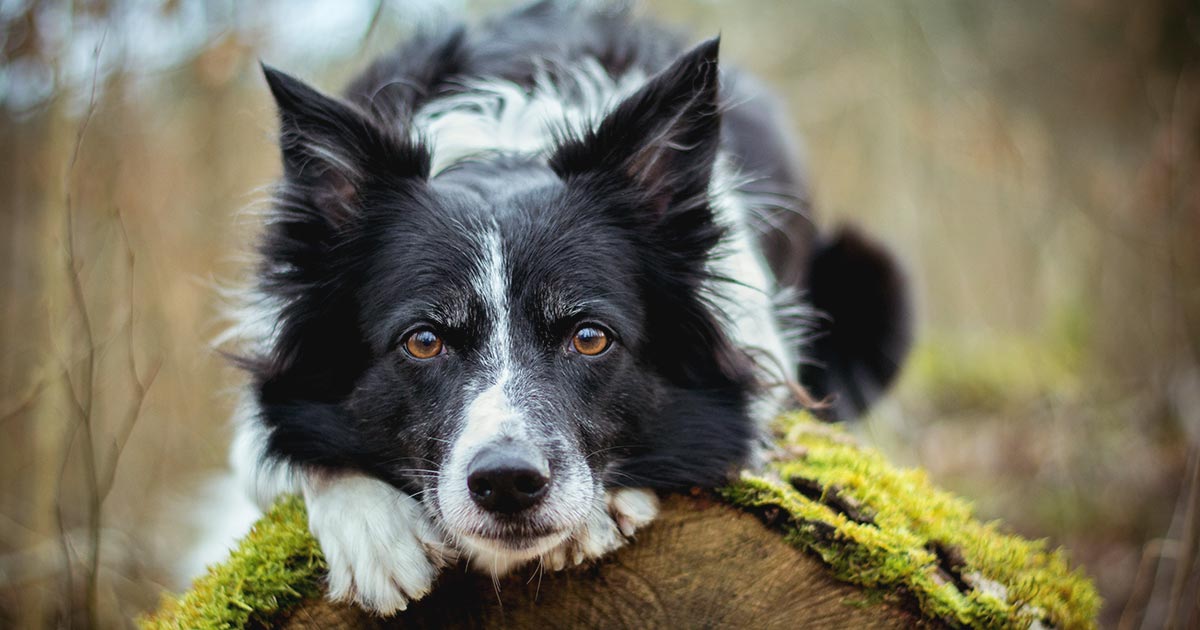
[
  {"left": 550, "top": 37, "right": 722, "bottom": 214},
  {"left": 261, "top": 64, "right": 430, "bottom": 227},
  {"left": 801, "top": 226, "right": 913, "bottom": 421}
]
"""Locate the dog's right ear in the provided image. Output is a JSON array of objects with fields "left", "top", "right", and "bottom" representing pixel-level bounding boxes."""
[
  {"left": 262, "top": 64, "right": 430, "bottom": 227},
  {"left": 549, "top": 38, "right": 722, "bottom": 218}
]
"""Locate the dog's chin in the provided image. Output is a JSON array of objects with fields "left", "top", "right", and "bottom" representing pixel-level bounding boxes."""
[{"left": 452, "top": 526, "right": 573, "bottom": 576}]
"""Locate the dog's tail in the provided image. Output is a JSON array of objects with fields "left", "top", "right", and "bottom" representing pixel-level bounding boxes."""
[{"left": 801, "top": 226, "right": 913, "bottom": 421}]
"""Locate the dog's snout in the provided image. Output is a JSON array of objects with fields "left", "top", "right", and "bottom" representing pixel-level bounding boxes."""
[{"left": 466, "top": 444, "right": 550, "bottom": 514}]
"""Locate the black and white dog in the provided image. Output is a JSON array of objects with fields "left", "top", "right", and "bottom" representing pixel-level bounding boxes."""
[{"left": 228, "top": 1, "right": 909, "bottom": 614}]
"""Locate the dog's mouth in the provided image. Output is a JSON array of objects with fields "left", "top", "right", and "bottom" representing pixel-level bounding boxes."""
[
  {"left": 426, "top": 490, "right": 575, "bottom": 555},
  {"left": 456, "top": 518, "right": 573, "bottom": 552},
  {"left": 456, "top": 525, "right": 572, "bottom": 554}
]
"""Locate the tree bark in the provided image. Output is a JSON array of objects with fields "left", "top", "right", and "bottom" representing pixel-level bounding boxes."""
[{"left": 270, "top": 494, "right": 931, "bottom": 629}]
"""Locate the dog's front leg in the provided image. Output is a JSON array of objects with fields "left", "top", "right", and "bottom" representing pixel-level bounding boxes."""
[{"left": 303, "top": 472, "right": 455, "bottom": 615}]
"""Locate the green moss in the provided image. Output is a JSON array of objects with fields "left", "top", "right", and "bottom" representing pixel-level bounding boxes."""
[
  {"left": 143, "top": 414, "right": 1100, "bottom": 629},
  {"left": 719, "top": 413, "right": 1100, "bottom": 629},
  {"left": 140, "top": 496, "right": 326, "bottom": 630}
]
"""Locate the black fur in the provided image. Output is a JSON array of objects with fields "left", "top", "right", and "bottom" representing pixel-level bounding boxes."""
[
  {"left": 251, "top": 23, "right": 756, "bottom": 502},
  {"left": 803, "top": 227, "right": 912, "bottom": 420},
  {"left": 247, "top": 1, "right": 910, "bottom": 513}
]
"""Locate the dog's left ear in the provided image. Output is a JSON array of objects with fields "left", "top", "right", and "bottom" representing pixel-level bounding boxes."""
[{"left": 550, "top": 37, "right": 722, "bottom": 214}]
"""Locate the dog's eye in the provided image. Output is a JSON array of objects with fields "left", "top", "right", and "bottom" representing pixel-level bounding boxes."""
[
  {"left": 570, "top": 325, "right": 611, "bottom": 356},
  {"left": 404, "top": 329, "right": 444, "bottom": 360}
]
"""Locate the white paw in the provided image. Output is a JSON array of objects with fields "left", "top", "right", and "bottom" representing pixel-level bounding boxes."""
[
  {"left": 303, "top": 474, "right": 455, "bottom": 615},
  {"left": 607, "top": 486, "right": 659, "bottom": 537},
  {"left": 542, "top": 487, "right": 659, "bottom": 570}
]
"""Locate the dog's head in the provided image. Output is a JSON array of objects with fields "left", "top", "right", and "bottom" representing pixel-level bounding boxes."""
[{"left": 248, "top": 39, "right": 755, "bottom": 564}]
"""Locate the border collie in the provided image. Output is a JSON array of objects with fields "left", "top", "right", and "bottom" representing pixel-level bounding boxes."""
[{"left": 226, "top": 0, "right": 910, "bottom": 615}]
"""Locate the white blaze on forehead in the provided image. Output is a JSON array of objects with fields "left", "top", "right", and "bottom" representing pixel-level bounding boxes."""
[
  {"left": 458, "top": 227, "right": 523, "bottom": 449},
  {"left": 461, "top": 374, "right": 517, "bottom": 446},
  {"left": 482, "top": 229, "right": 510, "bottom": 360},
  {"left": 431, "top": 225, "right": 609, "bottom": 570}
]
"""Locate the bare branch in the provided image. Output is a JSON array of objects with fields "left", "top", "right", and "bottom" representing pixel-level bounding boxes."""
[
  {"left": 1164, "top": 449, "right": 1200, "bottom": 630},
  {"left": 55, "top": 27, "right": 106, "bottom": 630},
  {"left": 95, "top": 206, "right": 161, "bottom": 502},
  {"left": 0, "top": 379, "right": 47, "bottom": 425},
  {"left": 360, "top": 0, "right": 386, "bottom": 51}
]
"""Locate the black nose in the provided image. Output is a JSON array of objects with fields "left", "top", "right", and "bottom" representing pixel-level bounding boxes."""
[{"left": 467, "top": 444, "right": 550, "bottom": 514}]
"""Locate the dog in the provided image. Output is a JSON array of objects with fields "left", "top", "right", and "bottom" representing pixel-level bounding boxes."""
[{"left": 225, "top": 0, "right": 910, "bottom": 614}]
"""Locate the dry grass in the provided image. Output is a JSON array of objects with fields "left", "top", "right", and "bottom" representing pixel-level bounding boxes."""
[{"left": 1, "top": 0, "right": 1197, "bottom": 627}]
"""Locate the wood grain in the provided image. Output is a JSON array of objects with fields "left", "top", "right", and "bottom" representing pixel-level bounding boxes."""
[{"left": 270, "top": 495, "right": 931, "bottom": 629}]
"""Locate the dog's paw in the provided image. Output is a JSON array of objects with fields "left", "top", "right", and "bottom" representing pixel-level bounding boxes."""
[
  {"left": 543, "top": 487, "right": 659, "bottom": 570},
  {"left": 607, "top": 486, "right": 659, "bottom": 537},
  {"left": 303, "top": 474, "right": 454, "bottom": 615}
]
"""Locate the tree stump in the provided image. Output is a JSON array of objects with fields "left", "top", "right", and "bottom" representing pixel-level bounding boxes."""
[{"left": 272, "top": 494, "right": 923, "bottom": 629}]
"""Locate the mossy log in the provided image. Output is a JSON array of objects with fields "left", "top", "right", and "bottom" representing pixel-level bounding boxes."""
[
  {"left": 273, "top": 494, "right": 922, "bottom": 629},
  {"left": 143, "top": 415, "right": 1101, "bottom": 629}
]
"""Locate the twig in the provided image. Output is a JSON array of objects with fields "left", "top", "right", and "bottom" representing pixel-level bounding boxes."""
[
  {"left": 1165, "top": 449, "right": 1200, "bottom": 630},
  {"left": 55, "top": 27, "right": 105, "bottom": 630},
  {"left": 97, "top": 206, "right": 160, "bottom": 502},
  {"left": 1119, "top": 538, "right": 1179, "bottom": 630},
  {"left": 0, "top": 379, "right": 47, "bottom": 425},
  {"left": 360, "top": 0, "right": 386, "bottom": 50}
]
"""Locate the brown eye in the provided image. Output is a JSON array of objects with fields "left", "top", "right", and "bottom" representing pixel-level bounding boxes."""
[
  {"left": 404, "top": 329, "right": 444, "bottom": 360},
  {"left": 571, "top": 325, "right": 611, "bottom": 356}
]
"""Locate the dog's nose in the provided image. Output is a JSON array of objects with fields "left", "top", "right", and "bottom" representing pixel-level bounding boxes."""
[{"left": 467, "top": 444, "right": 550, "bottom": 514}]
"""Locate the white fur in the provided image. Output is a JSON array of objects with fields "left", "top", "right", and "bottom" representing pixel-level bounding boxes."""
[
  {"left": 229, "top": 391, "right": 299, "bottom": 508},
  {"left": 540, "top": 488, "right": 659, "bottom": 571},
  {"left": 442, "top": 443, "right": 598, "bottom": 574},
  {"left": 607, "top": 486, "right": 660, "bottom": 537},
  {"left": 460, "top": 379, "right": 518, "bottom": 446},
  {"left": 415, "top": 59, "right": 647, "bottom": 174},
  {"left": 436, "top": 224, "right": 600, "bottom": 572},
  {"left": 459, "top": 527, "right": 572, "bottom": 576},
  {"left": 219, "top": 394, "right": 461, "bottom": 615},
  {"left": 304, "top": 473, "right": 455, "bottom": 615},
  {"left": 458, "top": 227, "right": 520, "bottom": 453},
  {"left": 174, "top": 381, "right": 298, "bottom": 585},
  {"left": 709, "top": 162, "right": 798, "bottom": 420},
  {"left": 465, "top": 487, "right": 659, "bottom": 575},
  {"left": 437, "top": 227, "right": 526, "bottom": 544}
]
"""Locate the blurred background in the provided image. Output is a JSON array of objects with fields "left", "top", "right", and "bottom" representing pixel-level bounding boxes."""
[{"left": 2, "top": 0, "right": 1198, "bottom": 627}]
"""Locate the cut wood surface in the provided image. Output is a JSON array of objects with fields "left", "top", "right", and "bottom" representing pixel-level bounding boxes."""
[{"left": 272, "top": 494, "right": 926, "bottom": 629}]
